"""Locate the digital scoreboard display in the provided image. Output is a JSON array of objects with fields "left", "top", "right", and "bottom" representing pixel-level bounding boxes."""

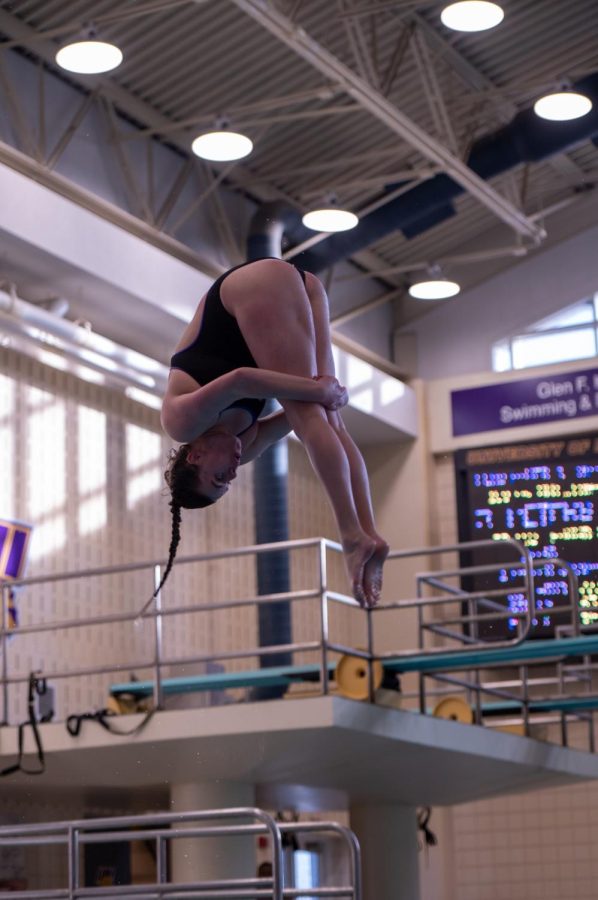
[{"left": 455, "top": 433, "right": 598, "bottom": 639}]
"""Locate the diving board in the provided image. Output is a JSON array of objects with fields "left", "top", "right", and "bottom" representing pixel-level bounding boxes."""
[
  {"left": 110, "top": 636, "right": 598, "bottom": 701},
  {"left": 482, "top": 696, "right": 598, "bottom": 716},
  {"left": 111, "top": 662, "right": 336, "bottom": 698},
  {"left": 384, "top": 635, "right": 598, "bottom": 674}
]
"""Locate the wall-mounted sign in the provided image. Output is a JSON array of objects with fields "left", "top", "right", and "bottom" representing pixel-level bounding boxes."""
[
  {"left": 0, "top": 519, "right": 32, "bottom": 581},
  {"left": 451, "top": 367, "right": 598, "bottom": 437}
]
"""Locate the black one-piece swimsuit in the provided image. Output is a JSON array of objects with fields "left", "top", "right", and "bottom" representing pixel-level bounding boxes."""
[{"left": 170, "top": 260, "right": 306, "bottom": 424}]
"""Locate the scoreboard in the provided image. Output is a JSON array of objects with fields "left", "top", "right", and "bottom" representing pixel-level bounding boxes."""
[{"left": 455, "top": 433, "right": 598, "bottom": 639}]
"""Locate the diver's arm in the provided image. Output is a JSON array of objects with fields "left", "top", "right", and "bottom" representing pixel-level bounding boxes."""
[
  {"left": 162, "top": 368, "right": 346, "bottom": 443},
  {"left": 239, "top": 409, "right": 293, "bottom": 464}
]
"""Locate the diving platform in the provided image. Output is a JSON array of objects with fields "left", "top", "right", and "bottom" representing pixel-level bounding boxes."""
[{"left": 2, "top": 695, "right": 598, "bottom": 806}]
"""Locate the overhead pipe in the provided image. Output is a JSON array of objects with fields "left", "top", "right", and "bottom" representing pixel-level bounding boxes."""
[
  {"left": 247, "top": 202, "right": 302, "bottom": 699},
  {"left": 0, "top": 286, "right": 167, "bottom": 394},
  {"left": 292, "top": 72, "right": 598, "bottom": 273}
]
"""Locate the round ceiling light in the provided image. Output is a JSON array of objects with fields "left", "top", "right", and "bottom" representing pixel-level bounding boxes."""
[
  {"left": 191, "top": 130, "right": 253, "bottom": 162},
  {"left": 408, "top": 279, "right": 461, "bottom": 300},
  {"left": 55, "top": 39, "right": 123, "bottom": 74},
  {"left": 440, "top": 1, "right": 504, "bottom": 32},
  {"left": 533, "top": 91, "right": 593, "bottom": 121},
  {"left": 302, "top": 208, "right": 359, "bottom": 232}
]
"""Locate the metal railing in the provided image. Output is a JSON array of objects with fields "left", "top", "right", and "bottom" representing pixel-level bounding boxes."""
[
  {"left": 2, "top": 533, "right": 592, "bottom": 749},
  {"left": 0, "top": 536, "right": 541, "bottom": 726},
  {"left": 0, "top": 807, "right": 362, "bottom": 899}
]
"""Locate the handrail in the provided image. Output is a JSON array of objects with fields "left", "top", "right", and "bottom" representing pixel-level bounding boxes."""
[
  {"left": 366, "top": 537, "right": 536, "bottom": 662},
  {"left": 0, "top": 807, "right": 361, "bottom": 900},
  {"left": 4, "top": 537, "right": 342, "bottom": 591},
  {"left": 0, "top": 532, "right": 592, "bottom": 750}
]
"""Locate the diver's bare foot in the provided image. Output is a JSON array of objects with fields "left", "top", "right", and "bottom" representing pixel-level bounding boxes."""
[
  {"left": 342, "top": 534, "right": 376, "bottom": 608},
  {"left": 363, "top": 537, "right": 389, "bottom": 608}
]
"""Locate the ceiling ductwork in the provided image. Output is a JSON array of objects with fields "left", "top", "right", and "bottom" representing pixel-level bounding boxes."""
[
  {"left": 246, "top": 201, "right": 300, "bottom": 697},
  {"left": 247, "top": 200, "right": 302, "bottom": 261},
  {"left": 294, "top": 73, "right": 598, "bottom": 274}
]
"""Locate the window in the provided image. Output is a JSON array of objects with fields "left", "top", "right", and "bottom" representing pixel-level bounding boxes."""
[{"left": 492, "top": 295, "right": 598, "bottom": 372}]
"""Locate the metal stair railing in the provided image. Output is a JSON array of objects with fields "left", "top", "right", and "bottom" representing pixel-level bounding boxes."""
[
  {"left": 0, "top": 807, "right": 362, "bottom": 900},
  {"left": 0, "top": 536, "right": 540, "bottom": 727}
]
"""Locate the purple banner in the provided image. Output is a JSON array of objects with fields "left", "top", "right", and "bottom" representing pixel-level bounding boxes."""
[
  {"left": 5, "top": 529, "right": 28, "bottom": 579},
  {"left": 451, "top": 367, "right": 598, "bottom": 437}
]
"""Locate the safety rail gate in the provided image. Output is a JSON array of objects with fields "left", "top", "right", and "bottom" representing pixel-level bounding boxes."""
[
  {"left": 0, "top": 807, "right": 362, "bottom": 899},
  {"left": 1, "top": 534, "right": 595, "bottom": 749}
]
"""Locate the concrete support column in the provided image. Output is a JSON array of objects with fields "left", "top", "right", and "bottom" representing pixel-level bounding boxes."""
[
  {"left": 170, "top": 781, "right": 256, "bottom": 883},
  {"left": 350, "top": 802, "right": 420, "bottom": 900}
]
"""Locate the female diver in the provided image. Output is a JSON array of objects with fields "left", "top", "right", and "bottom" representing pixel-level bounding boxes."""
[{"left": 159, "top": 258, "right": 388, "bottom": 609}]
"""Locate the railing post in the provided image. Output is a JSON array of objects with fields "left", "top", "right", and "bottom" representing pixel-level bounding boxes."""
[
  {"left": 153, "top": 564, "right": 164, "bottom": 711},
  {"left": 521, "top": 543, "right": 535, "bottom": 641},
  {"left": 521, "top": 664, "right": 530, "bottom": 737},
  {"left": 366, "top": 608, "right": 375, "bottom": 703},
  {"left": 269, "top": 817, "right": 284, "bottom": 900},
  {"left": 318, "top": 539, "right": 329, "bottom": 696},
  {"left": 1, "top": 582, "right": 9, "bottom": 726},
  {"left": 347, "top": 827, "right": 363, "bottom": 900},
  {"left": 67, "top": 825, "right": 79, "bottom": 900},
  {"left": 157, "top": 834, "right": 168, "bottom": 883},
  {"left": 416, "top": 578, "right": 425, "bottom": 714}
]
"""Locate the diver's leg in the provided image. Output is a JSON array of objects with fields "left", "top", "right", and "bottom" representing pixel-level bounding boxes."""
[
  {"left": 304, "top": 273, "right": 389, "bottom": 602},
  {"left": 222, "top": 259, "right": 376, "bottom": 606}
]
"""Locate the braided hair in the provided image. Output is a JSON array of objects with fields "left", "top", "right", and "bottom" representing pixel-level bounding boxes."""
[{"left": 152, "top": 445, "right": 215, "bottom": 598}]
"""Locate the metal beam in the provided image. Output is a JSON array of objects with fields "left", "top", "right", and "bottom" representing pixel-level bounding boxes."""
[
  {"left": 248, "top": 146, "right": 416, "bottom": 182},
  {"left": 0, "top": 55, "right": 39, "bottom": 160},
  {"left": 339, "top": 0, "right": 380, "bottom": 88},
  {"left": 100, "top": 97, "right": 154, "bottom": 224},
  {"left": 410, "top": 11, "right": 588, "bottom": 186},
  {"left": 0, "top": 9, "right": 296, "bottom": 245},
  {"left": 337, "top": 0, "right": 422, "bottom": 17},
  {"left": 46, "top": 91, "right": 96, "bottom": 169},
  {"left": 380, "top": 19, "right": 414, "bottom": 97},
  {"left": 0, "top": 5, "right": 406, "bottom": 298},
  {"left": 229, "top": 0, "right": 545, "bottom": 242},
  {"left": 0, "top": 1, "right": 198, "bottom": 52},
  {"left": 300, "top": 166, "right": 437, "bottom": 198},
  {"left": 335, "top": 245, "right": 530, "bottom": 281},
  {"left": 410, "top": 27, "right": 459, "bottom": 157},
  {"left": 0, "top": 138, "right": 221, "bottom": 278},
  {"left": 117, "top": 85, "right": 342, "bottom": 140},
  {"left": 331, "top": 287, "right": 400, "bottom": 326}
]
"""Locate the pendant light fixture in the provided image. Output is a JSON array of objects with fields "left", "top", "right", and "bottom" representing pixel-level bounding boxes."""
[
  {"left": 55, "top": 26, "right": 123, "bottom": 74},
  {"left": 440, "top": 1, "right": 504, "bottom": 32},
  {"left": 302, "top": 196, "right": 359, "bottom": 233},
  {"left": 408, "top": 279, "right": 460, "bottom": 300},
  {"left": 302, "top": 208, "right": 359, "bottom": 232},
  {"left": 409, "top": 266, "right": 461, "bottom": 300},
  {"left": 191, "top": 118, "right": 253, "bottom": 162},
  {"left": 533, "top": 89, "right": 593, "bottom": 121}
]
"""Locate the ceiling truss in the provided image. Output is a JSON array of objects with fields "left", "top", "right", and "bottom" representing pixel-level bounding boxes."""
[
  {"left": 0, "top": 0, "right": 595, "bottom": 346},
  {"left": 229, "top": 0, "right": 546, "bottom": 243}
]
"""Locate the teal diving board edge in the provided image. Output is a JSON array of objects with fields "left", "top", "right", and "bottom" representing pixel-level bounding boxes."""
[
  {"left": 482, "top": 696, "right": 598, "bottom": 715},
  {"left": 110, "top": 636, "right": 598, "bottom": 700},
  {"left": 384, "top": 635, "right": 598, "bottom": 674},
  {"left": 111, "top": 662, "right": 336, "bottom": 697}
]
